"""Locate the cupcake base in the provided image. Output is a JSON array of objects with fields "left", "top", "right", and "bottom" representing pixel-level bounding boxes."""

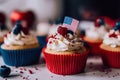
[
  {"left": 100, "top": 44, "right": 120, "bottom": 68},
  {"left": 83, "top": 37, "right": 102, "bottom": 56},
  {"left": 88, "top": 42, "right": 101, "bottom": 56},
  {"left": 0, "top": 46, "right": 42, "bottom": 66},
  {"left": 43, "top": 48, "right": 89, "bottom": 75}
]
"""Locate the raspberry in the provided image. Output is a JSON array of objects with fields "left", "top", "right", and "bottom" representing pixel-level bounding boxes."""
[
  {"left": 57, "top": 26, "right": 68, "bottom": 37},
  {"left": 109, "top": 33, "right": 118, "bottom": 38}
]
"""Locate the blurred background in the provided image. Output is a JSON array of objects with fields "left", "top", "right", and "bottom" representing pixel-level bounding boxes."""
[{"left": 0, "top": 0, "right": 119, "bottom": 29}]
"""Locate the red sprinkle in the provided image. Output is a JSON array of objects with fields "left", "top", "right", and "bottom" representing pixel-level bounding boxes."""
[
  {"left": 20, "top": 68, "right": 23, "bottom": 70},
  {"left": 20, "top": 71, "right": 24, "bottom": 74},
  {"left": 35, "top": 67, "right": 38, "bottom": 70},
  {"left": 24, "top": 68, "right": 27, "bottom": 71},
  {"left": 23, "top": 77, "right": 25, "bottom": 79},
  {"left": 15, "top": 66, "right": 18, "bottom": 68},
  {"left": 28, "top": 70, "right": 33, "bottom": 74},
  {"left": 49, "top": 41, "right": 52, "bottom": 44},
  {"left": 36, "top": 78, "right": 38, "bottom": 80}
]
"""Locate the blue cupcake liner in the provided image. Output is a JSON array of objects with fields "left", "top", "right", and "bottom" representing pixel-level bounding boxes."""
[
  {"left": 0, "top": 45, "right": 43, "bottom": 66},
  {"left": 0, "top": 43, "right": 3, "bottom": 55},
  {"left": 37, "top": 36, "right": 47, "bottom": 47}
]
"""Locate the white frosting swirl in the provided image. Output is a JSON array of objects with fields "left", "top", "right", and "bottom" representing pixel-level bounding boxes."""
[
  {"left": 103, "top": 29, "right": 120, "bottom": 48},
  {"left": 86, "top": 26, "right": 108, "bottom": 39},
  {"left": 47, "top": 32, "right": 86, "bottom": 52},
  {"left": 4, "top": 31, "right": 38, "bottom": 46}
]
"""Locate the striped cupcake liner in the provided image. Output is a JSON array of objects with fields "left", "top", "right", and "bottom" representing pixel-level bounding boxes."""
[
  {"left": 0, "top": 46, "right": 43, "bottom": 66},
  {"left": 100, "top": 48, "right": 120, "bottom": 68},
  {"left": 42, "top": 48, "right": 89, "bottom": 75}
]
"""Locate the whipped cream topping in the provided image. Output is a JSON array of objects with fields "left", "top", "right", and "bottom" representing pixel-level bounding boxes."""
[
  {"left": 37, "top": 22, "right": 50, "bottom": 36},
  {"left": 47, "top": 32, "right": 86, "bottom": 52},
  {"left": 4, "top": 31, "right": 38, "bottom": 46},
  {"left": 103, "top": 29, "right": 120, "bottom": 48},
  {"left": 86, "top": 26, "right": 108, "bottom": 40}
]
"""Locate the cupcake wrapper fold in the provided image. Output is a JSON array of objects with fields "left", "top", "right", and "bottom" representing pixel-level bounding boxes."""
[
  {"left": 0, "top": 46, "right": 42, "bottom": 66},
  {"left": 43, "top": 48, "right": 89, "bottom": 75},
  {"left": 87, "top": 42, "right": 101, "bottom": 56},
  {"left": 101, "top": 48, "right": 120, "bottom": 68}
]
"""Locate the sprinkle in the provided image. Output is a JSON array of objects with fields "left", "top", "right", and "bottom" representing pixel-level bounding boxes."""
[
  {"left": 24, "top": 68, "right": 27, "bottom": 71},
  {"left": 93, "top": 73, "right": 95, "bottom": 75},
  {"left": 36, "top": 78, "right": 38, "bottom": 80},
  {"left": 28, "top": 70, "right": 33, "bottom": 74},
  {"left": 49, "top": 41, "right": 52, "bottom": 44},
  {"left": 20, "top": 68, "right": 23, "bottom": 70},
  {"left": 34, "top": 67, "right": 38, "bottom": 70},
  {"left": 20, "top": 71, "right": 24, "bottom": 74},
  {"left": 23, "top": 77, "right": 25, "bottom": 79},
  {"left": 51, "top": 76, "right": 53, "bottom": 78},
  {"left": 15, "top": 66, "right": 18, "bottom": 68}
]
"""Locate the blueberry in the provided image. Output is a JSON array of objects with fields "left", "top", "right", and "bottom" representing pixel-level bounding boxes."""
[
  {"left": 0, "top": 65, "right": 11, "bottom": 77},
  {"left": 12, "top": 20, "right": 22, "bottom": 35},
  {"left": 114, "top": 22, "right": 120, "bottom": 31}
]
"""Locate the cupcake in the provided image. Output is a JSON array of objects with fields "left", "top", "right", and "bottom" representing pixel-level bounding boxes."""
[
  {"left": 36, "top": 22, "right": 50, "bottom": 47},
  {"left": 0, "top": 21, "right": 42, "bottom": 66},
  {"left": 83, "top": 18, "right": 108, "bottom": 55},
  {"left": 100, "top": 22, "right": 120, "bottom": 68},
  {"left": 0, "top": 24, "right": 8, "bottom": 55},
  {"left": 43, "top": 16, "right": 89, "bottom": 75}
]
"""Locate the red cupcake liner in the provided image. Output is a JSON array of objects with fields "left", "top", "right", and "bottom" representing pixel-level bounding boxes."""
[
  {"left": 101, "top": 48, "right": 120, "bottom": 68},
  {"left": 42, "top": 48, "right": 89, "bottom": 75},
  {"left": 87, "top": 42, "right": 101, "bottom": 56}
]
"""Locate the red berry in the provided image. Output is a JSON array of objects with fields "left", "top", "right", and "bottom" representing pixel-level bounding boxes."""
[
  {"left": 57, "top": 26, "right": 68, "bottom": 37},
  {"left": 109, "top": 33, "right": 118, "bottom": 38}
]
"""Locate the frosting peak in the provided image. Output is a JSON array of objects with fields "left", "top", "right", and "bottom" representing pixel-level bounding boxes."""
[
  {"left": 86, "top": 25, "right": 108, "bottom": 39},
  {"left": 47, "top": 26, "right": 86, "bottom": 52},
  {"left": 4, "top": 31, "right": 38, "bottom": 46},
  {"left": 4, "top": 21, "right": 38, "bottom": 46},
  {"left": 103, "top": 29, "right": 120, "bottom": 48}
]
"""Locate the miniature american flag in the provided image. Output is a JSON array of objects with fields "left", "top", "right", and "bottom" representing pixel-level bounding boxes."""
[{"left": 63, "top": 16, "right": 79, "bottom": 32}]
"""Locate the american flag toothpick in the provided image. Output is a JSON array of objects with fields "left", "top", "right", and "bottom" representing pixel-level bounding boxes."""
[{"left": 63, "top": 16, "right": 79, "bottom": 33}]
